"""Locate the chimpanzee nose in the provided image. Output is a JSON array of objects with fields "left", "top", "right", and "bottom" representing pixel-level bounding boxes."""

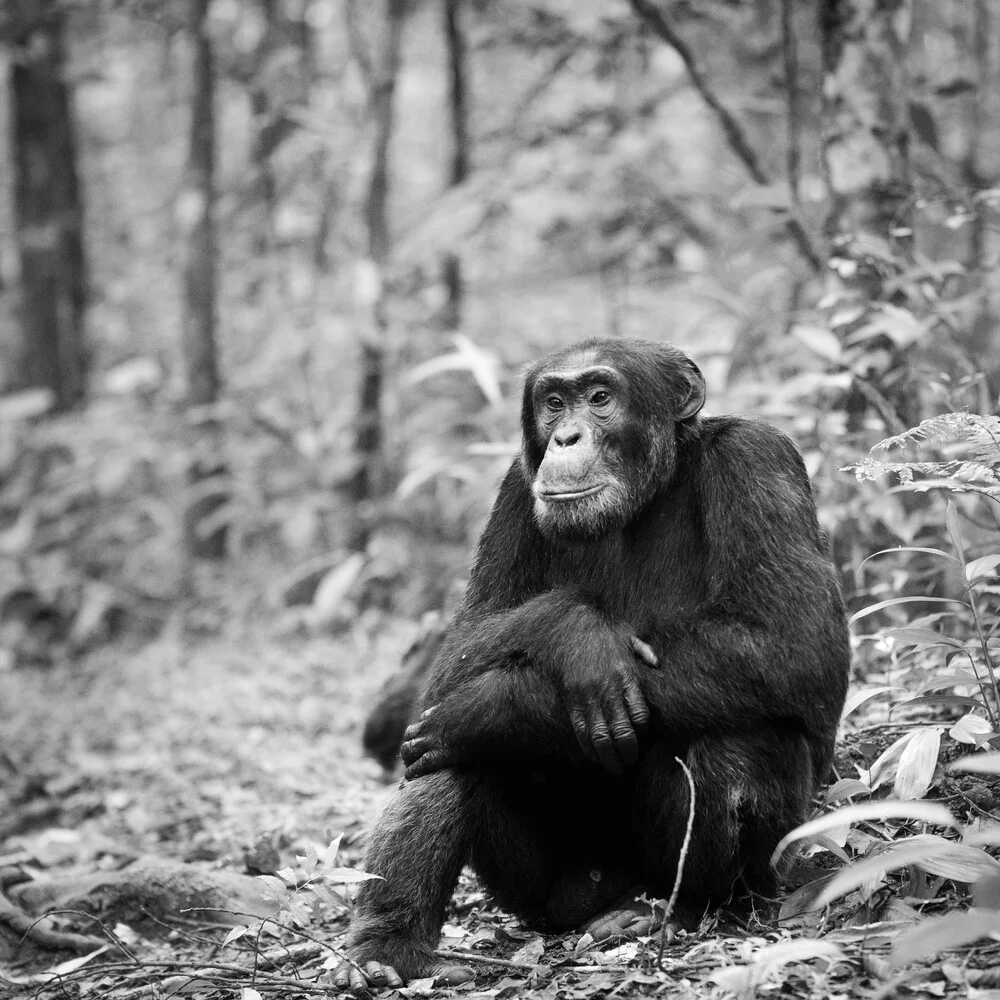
[{"left": 553, "top": 425, "right": 581, "bottom": 447}]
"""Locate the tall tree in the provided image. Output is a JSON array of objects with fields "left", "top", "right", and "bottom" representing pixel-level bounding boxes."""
[
  {"left": 180, "top": 0, "right": 227, "bottom": 558},
  {"left": 348, "top": 0, "right": 408, "bottom": 541},
  {"left": 819, "top": 0, "right": 913, "bottom": 431},
  {"left": 9, "top": 2, "right": 87, "bottom": 410},
  {"left": 440, "top": 0, "right": 470, "bottom": 331}
]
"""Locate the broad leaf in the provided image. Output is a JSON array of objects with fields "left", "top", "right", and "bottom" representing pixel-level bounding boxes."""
[
  {"left": 892, "top": 909, "right": 1000, "bottom": 966},
  {"left": 771, "top": 801, "right": 958, "bottom": 867}
]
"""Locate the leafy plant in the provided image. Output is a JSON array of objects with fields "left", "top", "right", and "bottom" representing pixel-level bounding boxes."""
[
  {"left": 846, "top": 413, "right": 1000, "bottom": 767},
  {"left": 769, "top": 418, "right": 1000, "bottom": 968},
  {"left": 224, "top": 835, "right": 381, "bottom": 947}
]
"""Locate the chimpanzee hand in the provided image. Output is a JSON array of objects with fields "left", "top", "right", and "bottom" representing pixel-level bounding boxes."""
[
  {"left": 400, "top": 706, "right": 456, "bottom": 780},
  {"left": 562, "top": 633, "right": 658, "bottom": 775}
]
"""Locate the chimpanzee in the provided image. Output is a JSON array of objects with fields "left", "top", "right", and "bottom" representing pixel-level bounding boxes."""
[
  {"left": 334, "top": 338, "right": 850, "bottom": 991},
  {"left": 362, "top": 616, "right": 448, "bottom": 773}
]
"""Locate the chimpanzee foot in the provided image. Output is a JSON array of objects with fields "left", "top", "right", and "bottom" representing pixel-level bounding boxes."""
[
  {"left": 331, "top": 955, "right": 474, "bottom": 993},
  {"left": 574, "top": 893, "right": 666, "bottom": 954}
]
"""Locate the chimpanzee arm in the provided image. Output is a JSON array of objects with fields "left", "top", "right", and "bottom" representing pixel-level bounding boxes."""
[
  {"left": 401, "top": 625, "right": 654, "bottom": 777},
  {"left": 406, "top": 462, "right": 656, "bottom": 775},
  {"left": 637, "top": 421, "right": 850, "bottom": 754}
]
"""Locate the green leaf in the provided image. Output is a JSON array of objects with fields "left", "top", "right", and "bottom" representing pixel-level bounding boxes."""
[
  {"left": 915, "top": 671, "right": 981, "bottom": 694},
  {"left": 891, "top": 909, "right": 1000, "bottom": 966},
  {"left": 707, "top": 939, "right": 846, "bottom": 993},
  {"left": 948, "top": 752, "right": 1000, "bottom": 775},
  {"left": 861, "top": 546, "right": 961, "bottom": 567},
  {"left": 823, "top": 779, "right": 873, "bottom": 803},
  {"left": 324, "top": 867, "right": 383, "bottom": 884},
  {"left": 860, "top": 731, "right": 926, "bottom": 792},
  {"left": 886, "top": 628, "right": 965, "bottom": 650},
  {"left": 966, "top": 554, "right": 1000, "bottom": 583},
  {"left": 770, "top": 801, "right": 958, "bottom": 867},
  {"left": 840, "top": 686, "right": 899, "bottom": 719},
  {"left": 949, "top": 714, "right": 994, "bottom": 745},
  {"left": 962, "top": 822, "right": 1000, "bottom": 846},
  {"left": 946, "top": 501, "right": 965, "bottom": 564},
  {"left": 811, "top": 835, "right": 1000, "bottom": 911},
  {"left": 893, "top": 728, "right": 941, "bottom": 800},
  {"left": 257, "top": 875, "right": 290, "bottom": 903},
  {"left": 223, "top": 925, "right": 249, "bottom": 946},
  {"left": 850, "top": 596, "right": 969, "bottom": 625}
]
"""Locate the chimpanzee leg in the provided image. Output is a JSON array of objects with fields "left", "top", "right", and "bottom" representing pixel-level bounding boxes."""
[
  {"left": 629, "top": 730, "right": 815, "bottom": 925},
  {"left": 337, "top": 767, "right": 566, "bottom": 989},
  {"left": 336, "top": 771, "right": 476, "bottom": 988}
]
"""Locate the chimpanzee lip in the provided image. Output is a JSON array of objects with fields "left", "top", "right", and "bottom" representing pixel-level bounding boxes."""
[{"left": 538, "top": 484, "right": 606, "bottom": 501}]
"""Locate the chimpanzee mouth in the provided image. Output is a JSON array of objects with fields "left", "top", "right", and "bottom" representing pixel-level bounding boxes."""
[{"left": 538, "top": 484, "right": 606, "bottom": 502}]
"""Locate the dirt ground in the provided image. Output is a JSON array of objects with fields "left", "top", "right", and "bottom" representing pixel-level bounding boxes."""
[{"left": 2, "top": 606, "right": 999, "bottom": 999}]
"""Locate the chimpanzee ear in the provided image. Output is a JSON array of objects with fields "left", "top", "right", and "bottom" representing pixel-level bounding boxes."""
[{"left": 676, "top": 361, "right": 706, "bottom": 421}]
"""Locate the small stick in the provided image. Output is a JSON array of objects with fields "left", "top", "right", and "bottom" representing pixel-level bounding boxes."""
[
  {"left": 435, "top": 948, "right": 535, "bottom": 971},
  {"left": 657, "top": 757, "right": 696, "bottom": 968}
]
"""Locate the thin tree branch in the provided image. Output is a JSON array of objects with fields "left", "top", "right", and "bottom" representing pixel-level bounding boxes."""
[
  {"left": 344, "top": 0, "right": 373, "bottom": 88},
  {"left": 630, "top": 0, "right": 821, "bottom": 272},
  {"left": 479, "top": 41, "right": 578, "bottom": 143},
  {"left": 780, "top": 0, "right": 802, "bottom": 210}
]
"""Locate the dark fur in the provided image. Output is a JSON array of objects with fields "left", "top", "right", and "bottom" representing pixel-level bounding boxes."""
[
  {"left": 341, "top": 338, "right": 850, "bottom": 981},
  {"left": 362, "top": 621, "right": 447, "bottom": 772}
]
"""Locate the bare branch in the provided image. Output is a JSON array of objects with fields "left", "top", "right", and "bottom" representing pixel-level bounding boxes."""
[
  {"left": 344, "top": 0, "right": 373, "bottom": 87},
  {"left": 780, "top": 0, "right": 802, "bottom": 209},
  {"left": 630, "top": 0, "right": 820, "bottom": 272}
]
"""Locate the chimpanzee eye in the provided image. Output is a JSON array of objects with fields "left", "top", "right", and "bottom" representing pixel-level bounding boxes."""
[
  {"left": 545, "top": 395, "right": 564, "bottom": 412},
  {"left": 590, "top": 389, "right": 611, "bottom": 407}
]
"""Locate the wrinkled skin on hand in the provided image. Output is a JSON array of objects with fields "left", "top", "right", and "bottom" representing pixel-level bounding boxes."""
[
  {"left": 561, "top": 632, "right": 658, "bottom": 774},
  {"left": 400, "top": 635, "right": 659, "bottom": 780}
]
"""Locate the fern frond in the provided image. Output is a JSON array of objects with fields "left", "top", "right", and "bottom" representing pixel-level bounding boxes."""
[{"left": 846, "top": 412, "right": 1000, "bottom": 488}]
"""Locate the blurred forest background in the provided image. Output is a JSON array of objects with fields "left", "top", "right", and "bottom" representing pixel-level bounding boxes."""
[
  {"left": 1, "top": 0, "right": 999, "bottom": 646},
  {"left": 3, "top": 0, "right": 1000, "bottom": 994}
]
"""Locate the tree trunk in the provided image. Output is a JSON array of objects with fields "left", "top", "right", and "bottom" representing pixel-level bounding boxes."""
[
  {"left": 818, "top": 0, "right": 914, "bottom": 432},
  {"left": 10, "top": 7, "right": 87, "bottom": 410},
  {"left": 440, "top": 0, "right": 469, "bottom": 331},
  {"left": 180, "top": 0, "right": 227, "bottom": 559},
  {"left": 348, "top": 0, "right": 407, "bottom": 539}
]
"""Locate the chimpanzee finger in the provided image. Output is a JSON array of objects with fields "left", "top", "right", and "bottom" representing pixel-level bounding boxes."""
[
  {"left": 403, "top": 747, "right": 452, "bottom": 780},
  {"left": 400, "top": 735, "right": 436, "bottom": 767},
  {"left": 331, "top": 961, "right": 368, "bottom": 992},
  {"left": 629, "top": 636, "right": 659, "bottom": 668},
  {"left": 402, "top": 720, "right": 424, "bottom": 744},
  {"left": 382, "top": 965, "right": 404, "bottom": 988},
  {"left": 363, "top": 961, "right": 388, "bottom": 987},
  {"left": 421, "top": 704, "right": 439, "bottom": 719},
  {"left": 622, "top": 677, "right": 650, "bottom": 733},
  {"left": 609, "top": 719, "right": 639, "bottom": 765},
  {"left": 570, "top": 707, "right": 598, "bottom": 763},
  {"left": 587, "top": 710, "right": 624, "bottom": 775}
]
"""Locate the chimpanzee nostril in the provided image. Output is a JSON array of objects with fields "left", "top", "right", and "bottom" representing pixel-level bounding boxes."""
[{"left": 553, "top": 425, "right": 581, "bottom": 447}]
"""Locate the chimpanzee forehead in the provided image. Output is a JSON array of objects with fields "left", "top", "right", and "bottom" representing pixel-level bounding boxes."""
[{"left": 533, "top": 364, "right": 620, "bottom": 393}]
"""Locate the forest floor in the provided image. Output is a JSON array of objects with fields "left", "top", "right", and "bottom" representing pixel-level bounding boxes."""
[{"left": 0, "top": 599, "right": 996, "bottom": 1000}]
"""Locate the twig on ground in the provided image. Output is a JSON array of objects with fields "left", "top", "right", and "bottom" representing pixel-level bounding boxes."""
[
  {"left": 435, "top": 948, "right": 536, "bottom": 971},
  {"left": 0, "top": 896, "right": 109, "bottom": 954},
  {"left": 658, "top": 756, "right": 696, "bottom": 968}
]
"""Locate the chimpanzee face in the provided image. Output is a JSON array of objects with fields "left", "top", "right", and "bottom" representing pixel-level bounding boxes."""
[{"left": 521, "top": 340, "right": 705, "bottom": 539}]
